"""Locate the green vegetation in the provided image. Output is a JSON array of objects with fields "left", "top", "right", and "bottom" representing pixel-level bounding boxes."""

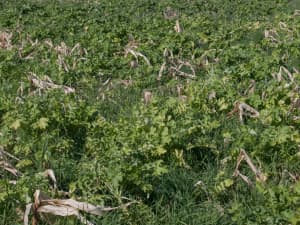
[{"left": 1, "top": 0, "right": 300, "bottom": 224}]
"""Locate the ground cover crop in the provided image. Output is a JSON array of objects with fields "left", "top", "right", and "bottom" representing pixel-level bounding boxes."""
[{"left": 0, "top": 0, "right": 300, "bottom": 224}]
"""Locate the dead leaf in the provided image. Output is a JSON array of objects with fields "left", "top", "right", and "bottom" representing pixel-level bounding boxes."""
[{"left": 24, "top": 190, "right": 136, "bottom": 225}]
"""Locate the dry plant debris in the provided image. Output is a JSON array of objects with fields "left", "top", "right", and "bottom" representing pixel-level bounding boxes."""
[
  {"left": 294, "top": 9, "right": 300, "bottom": 16},
  {"left": 244, "top": 79, "right": 256, "bottom": 95},
  {"left": 228, "top": 102, "right": 259, "bottom": 123},
  {"left": 144, "top": 91, "right": 152, "bottom": 104},
  {"left": 164, "top": 7, "right": 178, "bottom": 19},
  {"left": 125, "top": 41, "right": 151, "bottom": 66},
  {"left": 0, "top": 31, "right": 13, "bottom": 49},
  {"left": 0, "top": 146, "right": 21, "bottom": 177},
  {"left": 24, "top": 190, "right": 136, "bottom": 225},
  {"left": 272, "top": 66, "right": 294, "bottom": 83},
  {"left": 28, "top": 73, "right": 75, "bottom": 95},
  {"left": 264, "top": 28, "right": 279, "bottom": 42},
  {"left": 174, "top": 20, "right": 182, "bottom": 33},
  {"left": 45, "top": 40, "right": 87, "bottom": 72},
  {"left": 43, "top": 169, "right": 57, "bottom": 190},
  {"left": 233, "top": 149, "right": 267, "bottom": 186},
  {"left": 17, "top": 36, "right": 40, "bottom": 60},
  {"left": 158, "top": 48, "right": 195, "bottom": 80}
]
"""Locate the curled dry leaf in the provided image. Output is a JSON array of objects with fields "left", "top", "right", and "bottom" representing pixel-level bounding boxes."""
[{"left": 24, "top": 190, "right": 136, "bottom": 225}]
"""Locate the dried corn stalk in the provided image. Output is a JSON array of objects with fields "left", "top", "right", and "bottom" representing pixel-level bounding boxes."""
[
  {"left": 244, "top": 80, "right": 256, "bottom": 95},
  {"left": 0, "top": 31, "right": 13, "bottom": 49},
  {"left": 0, "top": 146, "right": 20, "bottom": 177},
  {"left": 294, "top": 10, "right": 300, "bottom": 16},
  {"left": 228, "top": 102, "right": 259, "bottom": 123},
  {"left": 169, "top": 60, "right": 195, "bottom": 79},
  {"left": 264, "top": 29, "right": 279, "bottom": 42},
  {"left": 174, "top": 20, "right": 182, "bottom": 33},
  {"left": 125, "top": 44, "right": 151, "bottom": 66},
  {"left": 233, "top": 149, "right": 267, "bottom": 186},
  {"left": 0, "top": 161, "right": 20, "bottom": 177},
  {"left": 278, "top": 22, "right": 293, "bottom": 34},
  {"left": 164, "top": 7, "right": 178, "bottom": 19},
  {"left": 144, "top": 91, "right": 152, "bottom": 104},
  {"left": 24, "top": 190, "right": 136, "bottom": 225},
  {"left": 272, "top": 66, "right": 294, "bottom": 83},
  {"left": 158, "top": 48, "right": 195, "bottom": 80},
  {"left": 44, "top": 169, "right": 57, "bottom": 190},
  {"left": 158, "top": 62, "right": 166, "bottom": 80},
  {"left": 45, "top": 41, "right": 87, "bottom": 72},
  {"left": 28, "top": 73, "right": 75, "bottom": 95}
]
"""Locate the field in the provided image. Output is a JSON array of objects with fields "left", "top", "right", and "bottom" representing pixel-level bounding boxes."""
[{"left": 1, "top": 0, "right": 300, "bottom": 224}]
